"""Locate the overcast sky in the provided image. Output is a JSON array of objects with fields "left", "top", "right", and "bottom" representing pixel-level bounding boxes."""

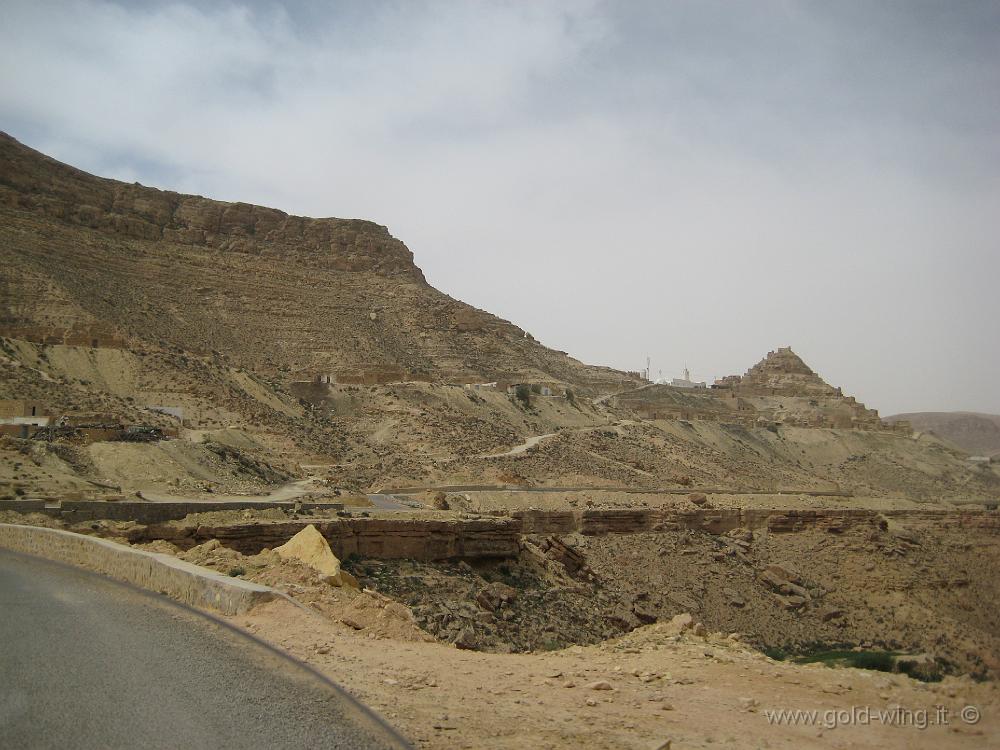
[{"left": 2, "top": 1, "right": 998, "bottom": 415}]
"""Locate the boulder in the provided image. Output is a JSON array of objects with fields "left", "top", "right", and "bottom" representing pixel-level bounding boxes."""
[
  {"left": 475, "top": 582, "right": 517, "bottom": 612},
  {"left": 765, "top": 562, "right": 802, "bottom": 584},
  {"left": 660, "top": 612, "right": 694, "bottom": 635},
  {"left": 723, "top": 587, "right": 746, "bottom": 608},
  {"left": 728, "top": 528, "right": 753, "bottom": 543},
  {"left": 780, "top": 581, "right": 812, "bottom": 600},
  {"left": 274, "top": 524, "right": 358, "bottom": 587},
  {"left": 454, "top": 626, "right": 480, "bottom": 650},
  {"left": 778, "top": 594, "right": 807, "bottom": 610}
]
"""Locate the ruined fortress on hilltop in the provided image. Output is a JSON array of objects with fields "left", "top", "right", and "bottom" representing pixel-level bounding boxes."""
[{"left": 621, "top": 348, "right": 910, "bottom": 433}]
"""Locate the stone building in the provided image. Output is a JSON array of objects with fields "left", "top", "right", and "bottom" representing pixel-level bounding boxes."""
[{"left": 0, "top": 400, "right": 46, "bottom": 418}]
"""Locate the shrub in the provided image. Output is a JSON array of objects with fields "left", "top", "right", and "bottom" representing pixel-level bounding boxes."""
[
  {"left": 848, "top": 651, "right": 895, "bottom": 672},
  {"left": 897, "top": 658, "right": 944, "bottom": 682},
  {"left": 514, "top": 384, "right": 531, "bottom": 407}
]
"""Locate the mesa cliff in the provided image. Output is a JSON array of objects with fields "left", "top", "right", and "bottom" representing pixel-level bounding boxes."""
[{"left": 0, "top": 132, "right": 636, "bottom": 391}]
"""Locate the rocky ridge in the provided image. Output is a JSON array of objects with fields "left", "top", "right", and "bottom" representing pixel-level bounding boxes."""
[{"left": 0, "top": 132, "right": 638, "bottom": 392}]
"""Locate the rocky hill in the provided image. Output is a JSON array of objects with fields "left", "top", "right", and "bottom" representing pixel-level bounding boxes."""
[
  {"left": 2, "top": 134, "right": 998, "bottom": 503},
  {"left": 620, "top": 347, "right": 889, "bottom": 431},
  {"left": 0, "top": 132, "right": 637, "bottom": 392},
  {"left": 732, "top": 347, "right": 838, "bottom": 397},
  {"left": 886, "top": 412, "right": 1000, "bottom": 457}
]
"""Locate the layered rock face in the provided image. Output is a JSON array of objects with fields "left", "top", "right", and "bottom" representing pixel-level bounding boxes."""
[
  {"left": 0, "top": 132, "right": 422, "bottom": 279},
  {"left": 0, "top": 133, "right": 636, "bottom": 391}
]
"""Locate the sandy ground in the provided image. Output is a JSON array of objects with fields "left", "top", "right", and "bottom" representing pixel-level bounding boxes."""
[{"left": 232, "top": 599, "right": 999, "bottom": 750}]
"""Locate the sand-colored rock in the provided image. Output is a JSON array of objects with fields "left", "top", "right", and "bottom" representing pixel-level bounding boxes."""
[{"left": 274, "top": 524, "right": 357, "bottom": 588}]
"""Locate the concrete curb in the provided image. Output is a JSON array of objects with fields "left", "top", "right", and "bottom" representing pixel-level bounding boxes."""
[{"left": 0, "top": 523, "right": 276, "bottom": 615}]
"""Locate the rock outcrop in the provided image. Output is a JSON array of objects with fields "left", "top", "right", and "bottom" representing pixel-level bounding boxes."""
[{"left": 274, "top": 524, "right": 357, "bottom": 587}]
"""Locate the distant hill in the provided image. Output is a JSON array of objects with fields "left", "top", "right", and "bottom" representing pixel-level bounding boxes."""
[{"left": 885, "top": 412, "right": 1000, "bottom": 457}]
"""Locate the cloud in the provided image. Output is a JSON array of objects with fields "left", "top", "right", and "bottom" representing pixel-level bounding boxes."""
[{"left": 1, "top": 0, "right": 998, "bottom": 413}]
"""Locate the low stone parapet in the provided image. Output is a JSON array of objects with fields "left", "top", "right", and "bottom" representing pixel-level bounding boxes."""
[
  {"left": 0, "top": 523, "right": 276, "bottom": 615},
  {"left": 133, "top": 516, "right": 524, "bottom": 561}
]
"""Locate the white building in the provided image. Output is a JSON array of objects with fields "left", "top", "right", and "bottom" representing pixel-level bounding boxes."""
[{"left": 670, "top": 368, "right": 707, "bottom": 389}]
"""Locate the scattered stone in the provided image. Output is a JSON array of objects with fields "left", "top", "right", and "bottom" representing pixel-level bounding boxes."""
[
  {"left": 475, "top": 581, "right": 517, "bottom": 612},
  {"left": 723, "top": 587, "right": 746, "bottom": 607},
  {"left": 586, "top": 680, "right": 613, "bottom": 691},
  {"left": 667, "top": 591, "right": 699, "bottom": 611},
  {"left": 454, "top": 626, "right": 480, "bottom": 650},
  {"left": 779, "top": 594, "right": 807, "bottom": 610},
  {"left": 766, "top": 562, "right": 803, "bottom": 584}
]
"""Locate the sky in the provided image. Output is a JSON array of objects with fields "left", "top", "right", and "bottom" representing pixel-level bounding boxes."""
[{"left": 1, "top": 0, "right": 998, "bottom": 415}]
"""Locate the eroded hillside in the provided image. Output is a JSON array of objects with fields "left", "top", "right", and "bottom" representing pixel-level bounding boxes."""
[
  {"left": 0, "top": 132, "right": 638, "bottom": 391},
  {"left": 4, "top": 133, "right": 997, "bottom": 503}
]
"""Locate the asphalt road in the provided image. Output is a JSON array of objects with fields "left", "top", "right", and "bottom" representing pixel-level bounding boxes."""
[{"left": 0, "top": 549, "right": 410, "bottom": 749}]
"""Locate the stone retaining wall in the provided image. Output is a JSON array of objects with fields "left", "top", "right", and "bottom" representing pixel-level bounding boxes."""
[
  {"left": 122, "top": 507, "right": 999, "bottom": 562},
  {"left": 0, "top": 499, "right": 344, "bottom": 524},
  {"left": 0, "top": 523, "right": 276, "bottom": 615},
  {"left": 133, "top": 517, "right": 523, "bottom": 561}
]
